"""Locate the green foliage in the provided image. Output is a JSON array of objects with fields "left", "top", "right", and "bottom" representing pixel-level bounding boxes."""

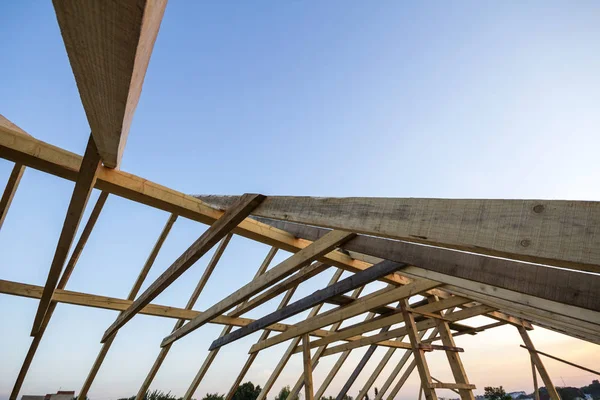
[
  {"left": 556, "top": 387, "right": 587, "bottom": 400},
  {"left": 275, "top": 386, "right": 298, "bottom": 400},
  {"left": 484, "top": 386, "right": 512, "bottom": 400},
  {"left": 202, "top": 394, "right": 225, "bottom": 400},
  {"left": 582, "top": 380, "right": 600, "bottom": 400},
  {"left": 117, "top": 390, "right": 184, "bottom": 400},
  {"left": 233, "top": 382, "right": 262, "bottom": 400}
]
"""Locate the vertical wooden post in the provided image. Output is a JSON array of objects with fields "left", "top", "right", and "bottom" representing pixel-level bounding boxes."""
[
  {"left": 0, "top": 163, "right": 25, "bottom": 230},
  {"left": 303, "top": 334, "right": 314, "bottom": 400},
  {"left": 517, "top": 326, "right": 560, "bottom": 400},
  {"left": 531, "top": 356, "right": 540, "bottom": 400},
  {"left": 431, "top": 297, "right": 475, "bottom": 400},
  {"left": 400, "top": 299, "right": 438, "bottom": 400}
]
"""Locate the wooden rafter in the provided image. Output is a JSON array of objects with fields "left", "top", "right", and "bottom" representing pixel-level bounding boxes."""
[
  {"left": 53, "top": 0, "right": 167, "bottom": 168},
  {"left": 197, "top": 195, "right": 600, "bottom": 272},
  {"left": 79, "top": 214, "right": 179, "bottom": 400},
  {"left": 31, "top": 135, "right": 102, "bottom": 336},
  {"left": 101, "top": 193, "right": 266, "bottom": 342},
  {"left": 161, "top": 230, "right": 356, "bottom": 347}
]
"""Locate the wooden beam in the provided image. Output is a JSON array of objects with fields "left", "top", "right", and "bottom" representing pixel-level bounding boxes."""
[
  {"left": 532, "top": 357, "right": 540, "bottom": 400},
  {"left": 249, "top": 279, "right": 441, "bottom": 353},
  {"left": 210, "top": 260, "right": 405, "bottom": 350},
  {"left": 0, "top": 162, "right": 25, "bottom": 230},
  {"left": 518, "top": 326, "right": 560, "bottom": 400},
  {"left": 251, "top": 219, "right": 600, "bottom": 316},
  {"left": 8, "top": 192, "right": 108, "bottom": 400},
  {"left": 320, "top": 305, "right": 496, "bottom": 357},
  {"left": 31, "top": 135, "right": 102, "bottom": 336},
  {"left": 302, "top": 334, "right": 314, "bottom": 400},
  {"left": 520, "top": 345, "right": 600, "bottom": 376},
  {"left": 79, "top": 214, "right": 179, "bottom": 400},
  {"left": 160, "top": 229, "right": 356, "bottom": 347},
  {"left": 428, "top": 383, "right": 476, "bottom": 390},
  {"left": 400, "top": 299, "right": 438, "bottom": 400},
  {"left": 0, "top": 126, "right": 410, "bottom": 290},
  {"left": 430, "top": 296, "right": 475, "bottom": 400},
  {"left": 232, "top": 262, "right": 328, "bottom": 317},
  {"left": 0, "top": 279, "right": 336, "bottom": 337},
  {"left": 298, "top": 296, "right": 470, "bottom": 353},
  {"left": 253, "top": 269, "right": 349, "bottom": 400},
  {"left": 53, "top": 0, "right": 167, "bottom": 168},
  {"left": 181, "top": 247, "right": 280, "bottom": 400},
  {"left": 101, "top": 193, "right": 265, "bottom": 342},
  {"left": 282, "top": 283, "right": 366, "bottom": 400},
  {"left": 198, "top": 195, "right": 600, "bottom": 272}
]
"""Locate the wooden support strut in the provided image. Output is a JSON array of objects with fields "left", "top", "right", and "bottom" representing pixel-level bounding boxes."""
[
  {"left": 210, "top": 259, "right": 406, "bottom": 350},
  {"left": 253, "top": 269, "right": 350, "bottom": 400},
  {"left": 9, "top": 191, "right": 109, "bottom": 400},
  {"left": 161, "top": 229, "right": 356, "bottom": 347},
  {"left": 101, "top": 193, "right": 266, "bottom": 342},
  {"left": 31, "top": 135, "right": 102, "bottom": 336},
  {"left": 302, "top": 334, "right": 315, "bottom": 400},
  {"left": 517, "top": 326, "right": 560, "bottom": 400},
  {"left": 519, "top": 345, "right": 600, "bottom": 376}
]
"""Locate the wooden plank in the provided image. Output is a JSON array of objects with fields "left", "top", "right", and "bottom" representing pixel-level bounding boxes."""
[
  {"left": 252, "top": 219, "right": 600, "bottom": 314},
  {"left": 249, "top": 279, "right": 441, "bottom": 353},
  {"left": 0, "top": 162, "right": 25, "bottom": 230},
  {"left": 198, "top": 195, "right": 600, "bottom": 272},
  {"left": 31, "top": 135, "right": 102, "bottom": 336},
  {"left": 101, "top": 193, "right": 265, "bottom": 342},
  {"left": 520, "top": 345, "right": 600, "bottom": 376},
  {"left": 0, "top": 279, "right": 338, "bottom": 337},
  {"left": 210, "top": 260, "right": 406, "bottom": 350},
  {"left": 160, "top": 229, "right": 356, "bottom": 347},
  {"left": 386, "top": 359, "right": 417, "bottom": 400},
  {"left": 302, "top": 334, "right": 314, "bottom": 400},
  {"left": 181, "top": 247, "right": 281, "bottom": 400},
  {"left": 428, "top": 383, "right": 476, "bottom": 390},
  {"left": 518, "top": 326, "right": 560, "bottom": 400},
  {"left": 400, "top": 299, "right": 438, "bottom": 400},
  {"left": 79, "top": 214, "right": 180, "bottom": 400},
  {"left": 8, "top": 192, "right": 108, "bottom": 400},
  {"left": 53, "top": 0, "right": 167, "bottom": 168},
  {"left": 532, "top": 357, "right": 540, "bottom": 400},
  {"left": 0, "top": 126, "right": 410, "bottom": 289}
]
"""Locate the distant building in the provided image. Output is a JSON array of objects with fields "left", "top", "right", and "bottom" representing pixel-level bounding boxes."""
[{"left": 22, "top": 390, "right": 75, "bottom": 400}]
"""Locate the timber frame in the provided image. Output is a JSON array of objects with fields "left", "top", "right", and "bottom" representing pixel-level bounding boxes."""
[{"left": 1, "top": 3, "right": 598, "bottom": 400}]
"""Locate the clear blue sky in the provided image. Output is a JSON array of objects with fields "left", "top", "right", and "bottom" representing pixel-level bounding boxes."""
[{"left": 1, "top": 2, "right": 599, "bottom": 400}]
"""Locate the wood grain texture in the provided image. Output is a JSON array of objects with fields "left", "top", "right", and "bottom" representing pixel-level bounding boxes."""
[
  {"left": 210, "top": 260, "right": 405, "bottom": 350},
  {"left": 53, "top": 0, "right": 167, "bottom": 168},
  {"left": 249, "top": 279, "right": 441, "bottom": 353},
  {"left": 197, "top": 195, "right": 600, "bottom": 272},
  {"left": 255, "top": 219, "right": 600, "bottom": 314},
  {"left": 31, "top": 135, "right": 102, "bottom": 336},
  {"left": 0, "top": 127, "right": 409, "bottom": 288},
  {"left": 160, "top": 229, "right": 355, "bottom": 347},
  {"left": 102, "top": 193, "right": 265, "bottom": 342},
  {"left": 302, "top": 334, "right": 314, "bottom": 400}
]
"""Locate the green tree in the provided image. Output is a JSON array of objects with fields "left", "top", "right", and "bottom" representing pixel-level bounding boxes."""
[
  {"left": 118, "top": 390, "right": 185, "bottom": 400},
  {"left": 484, "top": 387, "right": 511, "bottom": 400},
  {"left": 233, "top": 382, "right": 262, "bottom": 400},
  {"left": 275, "top": 386, "right": 299, "bottom": 400},
  {"left": 202, "top": 394, "right": 225, "bottom": 400}
]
